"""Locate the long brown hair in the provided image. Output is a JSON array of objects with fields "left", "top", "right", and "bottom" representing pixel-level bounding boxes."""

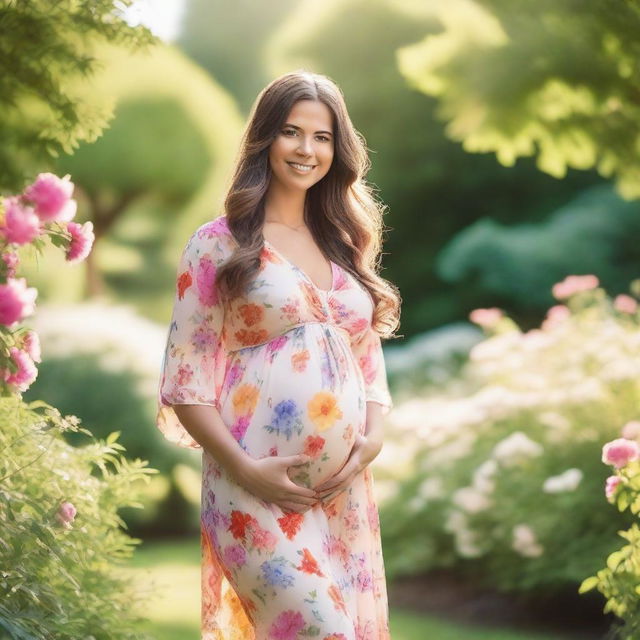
[{"left": 216, "top": 69, "right": 401, "bottom": 339}]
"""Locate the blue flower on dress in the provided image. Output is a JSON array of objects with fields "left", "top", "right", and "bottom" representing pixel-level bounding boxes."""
[
  {"left": 261, "top": 556, "right": 295, "bottom": 588},
  {"left": 263, "top": 399, "right": 304, "bottom": 440}
]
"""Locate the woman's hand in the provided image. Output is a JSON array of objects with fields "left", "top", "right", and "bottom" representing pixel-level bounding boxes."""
[
  {"left": 234, "top": 454, "right": 320, "bottom": 514},
  {"left": 314, "top": 433, "right": 382, "bottom": 501}
]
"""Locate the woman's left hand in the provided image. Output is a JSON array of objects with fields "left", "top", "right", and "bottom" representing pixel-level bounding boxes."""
[{"left": 314, "top": 433, "right": 382, "bottom": 501}]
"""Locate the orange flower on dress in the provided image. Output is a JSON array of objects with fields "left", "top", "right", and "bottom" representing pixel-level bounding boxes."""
[
  {"left": 308, "top": 391, "right": 343, "bottom": 432},
  {"left": 291, "top": 349, "right": 310, "bottom": 372},
  {"left": 303, "top": 434, "right": 325, "bottom": 458},
  {"left": 232, "top": 383, "right": 259, "bottom": 415},
  {"left": 297, "top": 547, "right": 325, "bottom": 577},
  {"left": 277, "top": 511, "right": 304, "bottom": 541},
  {"left": 327, "top": 583, "right": 348, "bottom": 615},
  {"left": 239, "top": 303, "right": 264, "bottom": 327},
  {"left": 235, "top": 328, "right": 269, "bottom": 346},
  {"left": 177, "top": 270, "right": 192, "bottom": 299}
]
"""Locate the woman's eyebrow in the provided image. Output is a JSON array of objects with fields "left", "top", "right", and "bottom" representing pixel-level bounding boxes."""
[{"left": 283, "top": 123, "right": 333, "bottom": 136}]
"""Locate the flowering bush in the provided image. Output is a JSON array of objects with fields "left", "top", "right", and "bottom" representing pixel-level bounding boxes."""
[
  {"left": 0, "top": 173, "right": 157, "bottom": 637},
  {"left": 578, "top": 434, "right": 640, "bottom": 639},
  {"left": 379, "top": 273, "right": 640, "bottom": 594}
]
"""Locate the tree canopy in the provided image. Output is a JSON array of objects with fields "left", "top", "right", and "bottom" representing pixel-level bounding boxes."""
[{"left": 397, "top": 0, "right": 640, "bottom": 199}]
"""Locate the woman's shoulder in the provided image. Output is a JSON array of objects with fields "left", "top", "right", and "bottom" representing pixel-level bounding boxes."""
[{"left": 186, "top": 215, "right": 236, "bottom": 259}]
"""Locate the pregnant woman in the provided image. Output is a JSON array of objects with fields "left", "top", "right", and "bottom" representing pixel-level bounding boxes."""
[{"left": 156, "top": 70, "right": 401, "bottom": 640}]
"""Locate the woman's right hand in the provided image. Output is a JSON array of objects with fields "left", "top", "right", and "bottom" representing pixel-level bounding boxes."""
[{"left": 235, "top": 454, "right": 320, "bottom": 514}]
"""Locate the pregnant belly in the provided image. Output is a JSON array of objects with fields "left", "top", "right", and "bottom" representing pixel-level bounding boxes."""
[{"left": 220, "top": 333, "right": 366, "bottom": 490}]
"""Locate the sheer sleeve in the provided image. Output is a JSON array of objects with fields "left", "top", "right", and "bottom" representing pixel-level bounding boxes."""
[
  {"left": 351, "top": 326, "right": 393, "bottom": 416},
  {"left": 156, "top": 221, "right": 230, "bottom": 449}
]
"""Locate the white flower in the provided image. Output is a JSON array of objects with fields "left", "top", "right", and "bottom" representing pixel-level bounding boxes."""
[
  {"left": 472, "top": 459, "right": 498, "bottom": 493},
  {"left": 455, "top": 528, "right": 484, "bottom": 558},
  {"left": 407, "top": 495, "right": 424, "bottom": 512},
  {"left": 417, "top": 476, "right": 445, "bottom": 500},
  {"left": 452, "top": 486, "right": 492, "bottom": 513},
  {"left": 542, "top": 468, "right": 583, "bottom": 493},
  {"left": 492, "top": 432, "right": 544, "bottom": 467},
  {"left": 444, "top": 509, "right": 468, "bottom": 534},
  {"left": 512, "top": 524, "right": 544, "bottom": 557}
]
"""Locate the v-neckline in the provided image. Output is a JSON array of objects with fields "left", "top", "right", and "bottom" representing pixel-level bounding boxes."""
[{"left": 263, "top": 237, "right": 336, "bottom": 294}]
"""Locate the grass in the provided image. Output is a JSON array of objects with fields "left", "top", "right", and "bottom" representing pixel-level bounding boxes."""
[{"left": 124, "top": 538, "right": 567, "bottom": 640}]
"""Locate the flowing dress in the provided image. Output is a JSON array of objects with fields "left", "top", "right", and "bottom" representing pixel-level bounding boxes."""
[{"left": 156, "top": 215, "right": 393, "bottom": 640}]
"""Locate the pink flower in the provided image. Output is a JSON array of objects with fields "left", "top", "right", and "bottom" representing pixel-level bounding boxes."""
[
  {"left": 56, "top": 501, "right": 77, "bottom": 529},
  {"left": 469, "top": 307, "right": 503, "bottom": 328},
  {"left": 1, "top": 197, "right": 41, "bottom": 245},
  {"left": 2, "top": 251, "right": 19, "bottom": 278},
  {"left": 551, "top": 274, "right": 599, "bottom": 300},
  {"left": 541, "top": 304, "right": 570, "bottom": 330},
  {"left": 196, "top": 255, "right": 218, "bottom": 307},
  {"left": 356, "top": 569, "right": 373, "bottom": 592},
  {"left": 230, "top": 415, "right": 250, "bottom": 442},
  {"left": 605, "top": 475, "right": 623, "bottom": 501},
  {"left": 65, "top": 221, "right": 94, "bottom": 263},
  {"left": 0, "top": 277, "right": 37, "bottom": 327},
  {"left": 23, "top": 173, "right": 77, "bottom": 222},
  {"left": 22, "top": 330, "right": 41, "bottom": 363},
  {"left": 1, "top": 347, "right": 37, "bottom": 392},
  {"left": 614, "top": 294, "right": 638, "bottom": 314},
  {"left": 223, "top": 543, "right": 247, "bottom": 567},
  {"left": 268, "top": 609, "right": 305, "bottom": 640},
  {"left": 250, "top": 525, "right": 278, "bottom": 553},
  {"left": 602, "top": 438, "right": 640, "bottom": 469}
]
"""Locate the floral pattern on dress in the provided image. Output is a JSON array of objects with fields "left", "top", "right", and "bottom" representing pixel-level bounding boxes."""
[{"left": 157, "top": 215, "right": 393, "bottom": 639}]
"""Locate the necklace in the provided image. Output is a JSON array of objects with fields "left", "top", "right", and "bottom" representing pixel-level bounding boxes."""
[{"left": 264, "top": 218, "right": 307, "bottom": 232}]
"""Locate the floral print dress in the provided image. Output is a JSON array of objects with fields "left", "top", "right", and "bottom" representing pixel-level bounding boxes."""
[{"left": 156, "top": 215, "right": 393, "bottom": 640}]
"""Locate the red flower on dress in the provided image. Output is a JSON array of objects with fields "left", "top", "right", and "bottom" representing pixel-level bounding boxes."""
[
  {"left": 239, "top": 303, "right": 264, "bottom": 326},
  {"left": 177, "top": 270, "right": 192, "bottom": 299},
  {"left": 277, "top": 511, "right": 304, "bottom": 541},
  {"left": 296, "top": 547, "right": 325, "bottom": 577},
  {"left": 303, "top": 434, "right": 325, "bottom": 458},
  {"left": 235, "top": 328, "right": 269, "bottom": 346},
  {"left": 228, "top": 510, "right": 255, "bottom": 541}
]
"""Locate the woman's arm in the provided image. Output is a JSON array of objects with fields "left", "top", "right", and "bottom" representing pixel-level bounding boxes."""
[{"left": 172, "top": 404, "right": 253, "bottom": 483}]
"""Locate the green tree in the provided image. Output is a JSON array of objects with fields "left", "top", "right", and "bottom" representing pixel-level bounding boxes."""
[
  {"left": 397, "top": 0, "right": 640, "bottom": 199},
  {"left": 0, "top": 0, "right": 155, "bottom": 192},
  {"left": 55, "top": 43, "right": 244, "bottom": 297}
]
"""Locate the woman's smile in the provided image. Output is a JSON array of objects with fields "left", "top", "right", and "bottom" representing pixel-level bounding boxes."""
[{"left": 287, "top": 161, "right": 316, "bottom": 173}]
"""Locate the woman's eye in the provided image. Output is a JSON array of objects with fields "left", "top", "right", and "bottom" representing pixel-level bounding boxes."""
[{"left": 318, "top": 136, "right": 330, "bottom": 142}]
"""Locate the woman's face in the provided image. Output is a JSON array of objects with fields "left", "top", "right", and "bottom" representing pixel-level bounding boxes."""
[{"left": 268, "top": 99, "right": 335, "bottom": 191}]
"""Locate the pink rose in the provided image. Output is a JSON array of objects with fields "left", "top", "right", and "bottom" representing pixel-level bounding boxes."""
[
  {"left": 1, "top": 197, "right": 41, "bottom": 245},
  {"left": 602, "top": 438, "right": 640, "bottom": 469},
  {"left": 469, "top": 307, "right": 503, "bottom": 328},
  {"left": 0, "top": 277, "right": 37, "bottom": 327},
  {"left": 605, "top": 475, "right": 623, "bottom": 501},
  {"left": 613, "top": 294, "right": 638, "bottom": 314},
  {"left": 65, "top": 221, "right": 94, "bottom": 263},
  {"left": 1, "top": 347, "right": 37, "bottom": 392},
  {"left": 551, "top": 274, "right": 599, "bottom": 300},
  {"left": 23, "top": 173, "right": 77, "bottom": 222},
  {"left": 56, "top": 501, "right": 77, "bottom": 529},
  {"left": 22, "top": 330, "right": 41, "bottom": 363}
]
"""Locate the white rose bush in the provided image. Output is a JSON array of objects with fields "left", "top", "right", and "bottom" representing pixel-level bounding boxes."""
[
  {"left": 0, "top": 174, "right": 156, "bottom": 639},
  {"left": 379, "top": 274, "right": 640, "bottom": 602}
]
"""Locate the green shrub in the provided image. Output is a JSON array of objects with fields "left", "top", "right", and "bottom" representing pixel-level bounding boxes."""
[{"left": 0, "top": 394, "right": 156, "bottom": 638}]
